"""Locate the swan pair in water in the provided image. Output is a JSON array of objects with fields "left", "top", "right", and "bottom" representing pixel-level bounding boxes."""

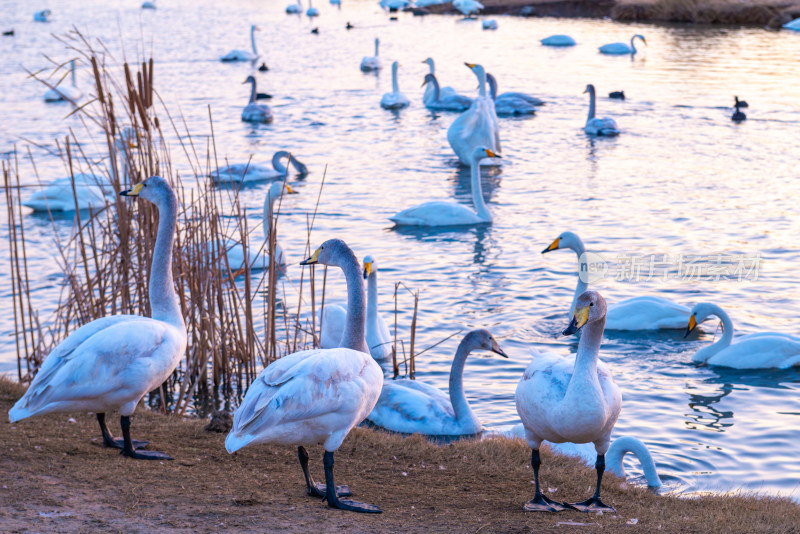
[
  {"left": 241, "top": 76, "right": 273, "bottom": 124},
  {"left": 421, "top": 58, "right": 472, "bottom": 112},
  {"left": 43, "top": 60, "right": 82, "bottom": 103},
  {"left": 360, "top": 38, "right": 381, "bottom": 72},
  {"left": 599, "top": 34, "right": 646, "bottom": 55},
  {"left": 447, "top": 63, "right": 501, "bottom": 166},
  {"left": 221, "top": 25, "right": 260, "bottom": 62},
  {"left": 211, "top": 151, "right": 308, "bottom": 185},
  {"left": 380, "top": 61, "right": 410, "bottom": 109},
  {"left": 584, "top": 84, "right": 620, "bottom": 136},
  {"left": 486, "top": 73, "right": 543, "bottom": 116}
]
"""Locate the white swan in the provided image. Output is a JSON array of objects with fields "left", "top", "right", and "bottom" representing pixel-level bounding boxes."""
[
  {"left": 447, "top": 63, "right": 501, "bottom": 166},
  {"left": 541, "top": 34, "right": 576, "bottom": 47},
  {"left": 783, "top": 17, "right": 800, "bottom": 30},
  {"left": 453, "top": 0, "right": 484, "bottom": 16},
  {"left": 211, "top": 151, "right": 308, "bottom": 185},
  {"left": 226, "top": 239, "right": 383, "bottom": 514},
  {"left": 485, "top": 73, "right": 544, "bottom": 107},
  {"left": 583, "top": 84, "right": 619, "bottom": 136},
  {"left": 9, "top": 176, "right": 187, "bottom": 461},
  {"left": 306, "top": 0, "right": 319, "bottom": 17},
  {"left": 23, "top": 173, "right": 109, "bottom": 212},
  {"left": 606, "top": 436, "right": 663, "bottom": 488},
  {"left": 380, "top": 0, "right": 412, "bottom": 9},
  {"left": 219, "top": 182, "right": 297, "bottom": 273},
  {"left": 34, "top": 9, "right": 51, "bottom": 22},
  {"left": 685, "top": 303, "right": 800, "bottom": 369},
  {"left": 516, "top": 290, "right": 622, "bottom": 513},
  {"left": 360, "top": 38, "right": 381, "bottom": 72},
  {"left": 220, "top": 25, "right": 260, "bottom": 62},
  {"left": 542, "top": 231, "right": 691, "bottom": 330},
  {"left": 422, "top": 74, "right": 472, "bottom": 112},
  {"left": 485, "top": 73, "right": 540, "bottom": 116},
  {"left": 141, "top": 0, "right": 156, "bottom": 8},
  {"left": 390, "top": 146, "right": 500, "bottom": 227},
  {"left": 286, "top": 0, "right": 302, "bottom": 13},
  {"left": 241, "top": 75, "right": 273, "bottom": 124},
  {"left": 380, "top": 61, "right": 410, "bottom": 110},
  {"left": 367, "top": 329, "right": 507, "bottom": 436},
  {"left": 44, "top": 60, "right": 82, "bottom": 103},
  {"left": 599, "top": 34, "right": 646, "bottom": 55},
  {"left": 321, "top": 255, "right": 392, "bottom": 360}
]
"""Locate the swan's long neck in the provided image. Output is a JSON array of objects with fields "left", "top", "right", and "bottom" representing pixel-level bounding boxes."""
[
  {"left": 476, "top": 68, "right": 487, "bottom": 98},
  {"left": 563, "top": 315, "right": 604, "bottom": 404},
  {"left": 587, "top": 86, "right": 596, "bottom": 121},
  {"left": 339, "top": 249, "right": 368, "bottom": 354},
  {"left": 272, "top": 151, "right": 289, "bottom": 173},
  {"left": 250, "top": 27, "right": 258, "bottom": 56},
  {"left": 695, "top": 305, "right": 734, "bottom": 363},
  {"left": 248, "top": 79, "right": 257, "bottom": 103},
  {"left": 150, "top": 192, "right": 183, "bottom": 329},
  {"left": 570, "top": 241, "right": 588, "bottom": 319},
  {"left": 391, "top": 63, "right": 399, "bottom": 94},
  {"left": 426, "top": 58, "right": 435, "bottom": 74},
  {"left": 606, "top": 436, "right": 663, "bottom": 487},
  {"left": 366, "top": 269, "right": 379, "bottom": 334},
  {"left": 470, "top": 154, "right": 490, "bottom": 221},
  {"left": 630, "top": 35, "right": 637, "bottom": 54},
  {"left": 374, "top": 38, "right": 379, "bottom": 57},
  {"left": 429, "top": 75, "right": 441, "bottom": 101},
  {"left": 486, "top": 73, "right": 498, "bottom": 101},
  {"left": 448, "top": 337, "right": 478, "bottom": 426}
]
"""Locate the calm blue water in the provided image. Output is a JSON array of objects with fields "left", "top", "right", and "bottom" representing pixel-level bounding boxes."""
[{"left": 2, "top": 0, "right": 800, "bottom": 502}]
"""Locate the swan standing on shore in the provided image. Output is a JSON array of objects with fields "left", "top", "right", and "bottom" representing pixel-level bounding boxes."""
[
  {"left": 583, "top": 84, "right": 619, "bottom": 136},
  {"left": 211, "top": 151, "right": 308, "bottom": 185},
  {"left": 286, "top": 0, "right": 302, "bottom": 13},
  {"left": 485, "top": 73, "right": 540, "bottom": 116},
  {"left": 542, "top": 232, "right": 691, "bottom": 330},
  {"left": 541, "top": 34, "right": 576, "bottom": 46},
  {"left": 390, "top": 147, "right": 500, "bottom": 226},
  {"left": 685, "top": 303, "right": 800, "bottom": 369},
  {"left": 360, "top": 38, "right": 381, "bottom": 71},
  {"left": 226, "top": 239, "right": 383, "bottom": 514},
  {"left": 516, "top": 291, "right": 621, "bottom": 513},
  {"left": 44, "top": 60, "right": 82, "bottom": 102},
  {"left": 367, "top": 329, "right": 507, "bottom": 435},
  {"left": 380, "top": 61, "right": 410, "bottom": 109},
  {"left": 321, "top": 256, "right": 392, "bottom": 360},
  {"left": 221, "top": 25, "right": 260, "bottom": 62},
  {"left": 9, "top": 177, "right": 187, "bottom": 461},
  {"left": 599, "top": 34, "right": 646, "bottom": 55},
  {"left": 241, "top": 76, "right": 273, "bottom": 124},
  {"left": 447, "top": 63, "right": 500, "bottom": 166}
]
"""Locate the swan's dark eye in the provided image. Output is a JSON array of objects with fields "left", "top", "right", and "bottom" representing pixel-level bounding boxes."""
[{"left": 590, "top": 302, "right": 594, "bottom": 307}]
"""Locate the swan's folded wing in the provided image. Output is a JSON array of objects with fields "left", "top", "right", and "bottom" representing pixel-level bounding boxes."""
[{"left": 369, "top": 380, "right": 453, "bottom": 431}]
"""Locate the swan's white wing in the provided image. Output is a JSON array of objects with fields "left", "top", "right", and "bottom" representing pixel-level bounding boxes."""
[
  {"left": 709, "top": 335, "right": 800, "bottom": 369},
  {"left": 447, "top": 96, "right": 500, "bottom": 164},
  {"left": 606, "top": 296, "right": 690, "bottom": 330},
  {"left": 211, "top": 163, "right": 280, "bottom": 183},
  {"left": 367, "top": 379, "right": 457, "bottom": 435},
  {"left": 390, "top": 200, "right": 482, "bottom": 227}
]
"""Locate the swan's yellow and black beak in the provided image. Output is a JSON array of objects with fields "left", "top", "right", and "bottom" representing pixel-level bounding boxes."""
[
  {"left": 464, "top": 62, "right": 476, "bottom": 69},
  {"left": 300, "top": 247, "right": 321, "bottom": 265},
  {"left": 563, "top": 305, "right": 590, "bottom": 336},
  {"left": 120, "top": 183, "right": 144, "bottom": 197},
  {"left": 285, "top": 184, "right": 298, "bottom": 194},
  {"left": 542, "top": 237, "right": 560, "bottom": 254},
  {"left": 484, "top": 149, "right": 501, "bottom": 159},
  {"left": 642, "top": 37, "right": 648, "bottom": 45},
  {"left": 363, "top": 261, "right": 373, "bottom": 280},
  {"left": 490, "top": 339, "right": 509, "bottom": 358},
  {"left": 684, "top": 314, "right": 697, "bottom": 338}
]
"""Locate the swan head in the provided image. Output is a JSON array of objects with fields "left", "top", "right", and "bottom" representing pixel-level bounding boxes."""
[
  {"left": 243, "top": 75, "right": 256, "bottom": 85},
  {"left": 251, "top": 25, "right": 261, "bottom": 32},
  {"left": 583, "top": 84, "right": 596, "bottom": 95},
  {"left": 421, "top": 73, "right": 437, "bottom": 87},
  {"left": 471, "top": 147, "right": 500, "bottom": 163},
  {"left": 542, "top": 231, "right": 582, "bottom": 254},
  {"left": 464, "top": 62, "right": 485, "bottom": 78},
  {"left": 120, "top": 175, "right": 176, "bottom": 208},
  {"left": 422, "top": 57, "right": 435, "bottom": 72},
  {"left": 463, "top": 329, "right": 508, "bottom": 358},
  {"left": 300, "top": 238, "right": 354, "bottom": 268},
  {"left": 634, "top": 34, "right": 647, "bottom": 45},
  {"left": 563, "top": 290, "right": 606, "bottom": 335},
  {"left": 267, "top": 181, "right": 297, "bottom": 202},
  {"left": 363, "top": 255, "right": 376, "bottom": 279},
  {"left": 685, "top": 303, "right": 717, "bottom": 338}
]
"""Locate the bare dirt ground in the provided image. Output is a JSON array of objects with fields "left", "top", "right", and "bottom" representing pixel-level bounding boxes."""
[{"left": 1, "top": 379, "right": 799, "bottom": 534}]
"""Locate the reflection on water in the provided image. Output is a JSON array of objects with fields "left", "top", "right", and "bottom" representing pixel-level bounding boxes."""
[{"left": 1, "top": 0, "right": 800, "bottom": 502}]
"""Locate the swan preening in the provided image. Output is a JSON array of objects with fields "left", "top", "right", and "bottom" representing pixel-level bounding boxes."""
[
  {"left": 43, "top": 60, "right": 82, "bottom": 103},
  {"left": 211, "top": 151, "right": 308, "bottom": 185},
  {"left": 390, "top": 146, "right": 500, "bottom": 226},
  {"left": 685, "top": 303, "right": 800, "bottom": 369},
  {"left": 599, "top": 34, "right": 646, "bottom": 55},
  {"left": 221, "top": 25, "right": 260, "bottom": 62},
  {"left": 447, "top": 63, "right": 501, "bottom": 166},
  {"left": 242, "top": 75, "right": 274, "bottom": 124},
  {"left": 542, "top": 231, "right": 692, "bottom": 330},
  {"left": 360, "top": 38, "right": 381, "bottom": 72},
  {"left": 541, "top": 34, "right": 576, "bottom": 47},
  {"left": 380, "top": 61, "right": 410, "bottom": 109},
  {"left": 516, "top": 290, "right": 621, "bottom": 513},
  {"left": 321, "top": 255, "right": 392, "bottom": 360},
  {"left": 367, "top": 329, "right": 507, "bottom": 436},
  {"left": 286, "top": 0, "right": 302, "bottom": 13},
  {"left": 486, "top": 73, "right": 541, "bottom": 116},
  {"left": 422, "top": 58, "right": 471, "bottom": 112},
  {"left": 583, "top": 84, "right": 619, "bottom": 136},
  {"left": 34, "top": 9, "right": 51, "bottom": 22},
  {"left": 226, "top": 239, "right": 383, "bottom": 514},
  {"left": 10, "top": 176, "right": 187, "bottom": 461}
]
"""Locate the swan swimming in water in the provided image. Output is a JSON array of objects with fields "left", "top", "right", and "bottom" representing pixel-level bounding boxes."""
[
  {"left": 226, "top": 239, "right": 383, "bottom": 514},
  {"left": 447, "top": 63, "right": 501, "bottom": 166},
  {"left": 34, "top": 9, "right": 51, "bottom": 22},
  {"left": 306, "top": 0, "right": 319, "bottom": 17},
  {"left": 421, "top": 58, "right": 471, "bottom": 111},
  {"left": 599, "top": 34, "right": 646, "bottom": 55},
  {"left": 380, "top": 61, "right": 410, "bottom": 109},
  {"left": 241, "top": 76, "right": 273, "bottom": 124},
  {"left": 685, "top": 303, "right": 800, "bottom": 369},
  {"left": 541, "top": 34, "right": 576, "bottom": 47},
  {"left": 220, "top": 25, "right": 261, "bottom": 62},
  {"left": 485, "top": 73, "right": 540, "bottom": 116},
  {"left": 367, "top": 329, "right": 507, "bottom": 435},
  {"left": 516, "top": 290, "right": 622, "bottom": 513},
  {"left": 542, "top": 231, "right": 692, "bottom": 330},
  {"left": 44, "top": 60, "right": 82, "bottom": 103},
  {"left": 583, "top": 84, "right": 619, "bottom": 136},
  {"left": 321, "top": 255, "right": 392, "bottom": 360},
  {"left": 482, "top": 19, "right": 498, "bottom": 30},
  {"left": 141, "top": 0, "right": 156, "bottom": 8},
  {"left": 286, "top": 0, "right": 302, "bottom": 12},
  {"left": 360, "top": 38, "right": 381, "bottom": 71},
  {"left": 211, "top": 151, "right": 308, "bottom": 185},
  {"left": 390, "top": 146, "right": 500, "bottom": 227},
  {"left": 9, "top": 176, "right": 187, "bottom": 461}
]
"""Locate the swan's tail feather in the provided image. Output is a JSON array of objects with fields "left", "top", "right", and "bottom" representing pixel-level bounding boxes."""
[{"left": 225, "top": 431, "right": 254, "bottom": 453}]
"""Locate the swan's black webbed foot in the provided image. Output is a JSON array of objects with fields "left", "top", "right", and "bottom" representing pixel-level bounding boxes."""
[
  {"left": 524, "top": 493, "right": 567, "bottom": 512},
  {"left": 313, "top": 482, "right": 352, "bottom": 498},
  {"left": 118, "top": 415, "right": 172, "bottom": 460},
  {"left": 567, "top": 495, "right": 616, "bottom": 513}
]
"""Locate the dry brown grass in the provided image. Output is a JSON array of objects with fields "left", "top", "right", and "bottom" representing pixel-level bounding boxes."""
[{"left": 1, "top": 378, "right": 798, "bottom": 534}]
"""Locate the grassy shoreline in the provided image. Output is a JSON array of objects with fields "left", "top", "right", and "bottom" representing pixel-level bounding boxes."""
[{"left": 1, "top": 378, "right": 798, "bottom": 533}]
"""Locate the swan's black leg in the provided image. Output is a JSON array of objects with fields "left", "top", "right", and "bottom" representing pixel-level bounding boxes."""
[
  {"left": 298, "top": 446, "right": 351, "bottom": 498},
  {"left": 567, "top": 454, "right": 616, "bottom": 513},
  {"left": 98, "top": 413, "right": 149, "bottom": 450},
  {"left": 523, "top": 449, "right": 566, "bottom": 512},
  {"left": 119, "top": 415, "right": 172, "bottom": 461},
  {"left": 322, "top": 451, "right": 381, "bottom": 514}
]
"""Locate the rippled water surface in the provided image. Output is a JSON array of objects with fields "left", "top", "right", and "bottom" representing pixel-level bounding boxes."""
[{"left": 2, "top": 0, "right": 800, "bottom": 502}]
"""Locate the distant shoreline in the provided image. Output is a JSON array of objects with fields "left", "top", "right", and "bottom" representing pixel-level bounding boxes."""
[{"left": 416, "top": 0, "right": 800, "bottom": 28}]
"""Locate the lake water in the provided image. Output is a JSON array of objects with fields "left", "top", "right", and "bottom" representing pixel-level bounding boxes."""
[{"left": 2, "top": 0, "right": 800, "bottom": 503}]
